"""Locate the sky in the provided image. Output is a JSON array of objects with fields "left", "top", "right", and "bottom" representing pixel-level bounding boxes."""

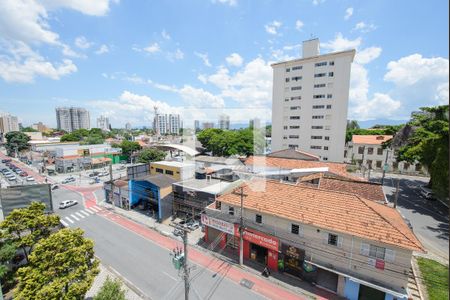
[{"left": 0, "top": 0, "right": 448, "bottom": 129}]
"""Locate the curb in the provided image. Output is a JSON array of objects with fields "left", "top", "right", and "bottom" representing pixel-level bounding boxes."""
[{"left": 410, "top": 257, "right": 426, "bottom": 300}]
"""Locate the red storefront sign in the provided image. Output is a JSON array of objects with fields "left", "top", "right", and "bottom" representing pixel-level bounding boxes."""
[
  {"left": 242, "top": 228, "right": 279, "bottom": 251},
  {"left": 375, "top": 259, "right": 385, "bottom": 270}
]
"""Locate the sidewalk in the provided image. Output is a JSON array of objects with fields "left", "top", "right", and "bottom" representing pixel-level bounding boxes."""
[{"left": 96, "top": 202, "right": 338, "bottom": 300}]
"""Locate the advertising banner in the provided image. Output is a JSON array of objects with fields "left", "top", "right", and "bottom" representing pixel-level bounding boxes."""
[
  {"left": 201, "top": 214, "right": 235, "bottom": 235},
  {"left": 243, "top": 228, "right": 279, "bottom": 251}
]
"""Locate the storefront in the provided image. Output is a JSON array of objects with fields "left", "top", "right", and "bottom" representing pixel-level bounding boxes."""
[
  {"left": 202, "top": 214, "right": 235, "bottom": 250},
  {"left": 240, "top": 228, "right": 279, "bottom": 271},
  {"left": 280, "top": 243, "right": 305, "bottom": 277}
]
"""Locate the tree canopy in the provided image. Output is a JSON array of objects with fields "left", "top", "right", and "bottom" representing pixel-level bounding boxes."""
[
  {"left": 112, "top": 140, "right": 142, "bottom": 157},
  {"left": 0, "top": 202, "right": 60, "bottom": 263},
  {"left": 136, "top": 148, "right": 166, "bottom": 163},
  {"left": 60, "top": 128, "right": 108, "bottom": 144},
  {"left": 197, "top": 128, "right": 265, "bottom": 157},
  {"left": 4, "top": 131, "right": 30, "bottom": 156},
  {"left": 20, "top": 127, "right": 38, "bottom": 132},
  {"left": 396, "top": 105, "right": 449, "bottom": 198},
  {"left": 94, "top": 276, "right": 126, "bottom": 300},
  {"left": 345, "top": 123, "right": 404, "bottom": 143},
  {"left": 14, "top": 228, "right": 99, "bottom": 300}
]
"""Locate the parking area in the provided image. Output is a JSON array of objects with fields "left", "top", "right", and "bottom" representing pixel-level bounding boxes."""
[{"left": 0, "top": 159, "right": 38, "bottom": 187}]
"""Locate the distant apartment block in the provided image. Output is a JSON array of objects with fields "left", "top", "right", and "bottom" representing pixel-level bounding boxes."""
[
  {"left": 56, "top": 107, "right": 90, "bottom": 132},
  {"left": 271, "top": 38, "right": 355, "bottom": 162},
  {"left": 202, "top": 122, "right": 214, "bottom": 130},
  {"left": 96, "top": 115, "right": 110, "bottom": 131},
  {"left": 154, "top": 113, "right": 181, "bottom": 135},
  {"left": 0, "top": 113, "right": 19, "bottom": 134},
  {"left": 194, "top": 120, "right": 201, "bottom": 132},
  {"left": 218, "top": 114, "right": 230, "bottom": 130},
  {"left": 31, "top": 122, "right": 49, "bottom": 132},
  {"left": 125, "top": 122, "right": 132, "bottom": 130}
]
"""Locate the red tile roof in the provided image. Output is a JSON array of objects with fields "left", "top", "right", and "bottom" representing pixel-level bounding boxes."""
[
  {"left": 218, "top": 180, "right": 424, "bottom": 252},
  {"left": 351, "top": 135, "right": 393, "bottom": 145},
  {"left": 268, "top": 148, "right": 320, "bottom": 161},
  {"left": 245, "top": 156, "right": 365, "bottom": 181}
]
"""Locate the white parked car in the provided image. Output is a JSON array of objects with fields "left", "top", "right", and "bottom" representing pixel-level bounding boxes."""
[
  {"left": 26, "top": 176, "right": 35, "bottom": 181},
  {"left": 59, "top": 200, "right": 78, "bottom": 209}
]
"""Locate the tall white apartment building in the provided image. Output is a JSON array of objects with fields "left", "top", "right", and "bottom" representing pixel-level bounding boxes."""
[
  {"left": 0, "top": 114, "right": 19, "bottom": 134},
  {"left": 56, "top": 107, "right": 90, "bottom": 132},
  {"left": 154, "top": 113, "right": 181, "bottom": 135},
  {"left": 218, "top": 114, "right": 230, "bottom": 130},
  {"left": 96, "top": 115, "right": 110, "bottom": 131},
  {"left": 271, "top": 38, "right": 355, "bottom": 162}
]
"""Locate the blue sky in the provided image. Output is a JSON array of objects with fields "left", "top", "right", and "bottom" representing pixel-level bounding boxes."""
[{"left": 0, "top": 0, "right": 448, "bottom": 128}]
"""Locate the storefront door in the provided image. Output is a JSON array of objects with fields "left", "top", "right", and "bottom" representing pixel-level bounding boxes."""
[
  {"left": 358, "top": 284, "right": 385, "bottom": 300},
  {"left": 281, "top": 244, "right": 304, "bottom": 277},
  {"left": 316, "top": 268, "right": 338, "bottom": 292},
  {"left": 250, "top": 243, "right": 268, "bottom": 265}
]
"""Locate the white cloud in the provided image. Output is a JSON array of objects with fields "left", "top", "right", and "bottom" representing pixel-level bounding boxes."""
[
  {"left": 226, "top": 53, "right": 243, "bottom": 67},
  {"left": 211, "top": 0, "right": 237, "bottom": 6},
  {"left": 143, "top": 43, "right": 161, "bottom": 54},
  {"left": 384, "top": 54, "right": 449, "bottom": 86},
  {"left": 40, "top": 0, "right": 118, "bottom": 16},
  {"left": 167, "top": 48, "right": 184, "bottom": 61},
  {"left": 265, "top": 21, "right": 282, "bottom": 35},
  {"left": 322, "top": 32, "right": 361, "bottom": 52},
  {"left": 123, "top": 74, "right": 146, "bottom": 84},
  {"left": 62, "top": 44, "right": 84, "bottom": 58},
  {"left": 353, "top": 22, "right": 377, "bottom": 33},
  {"left": 194, "top": 52, "right": 212, "bottom": 67},
  {"left": 161, "top": 30, "right": 171, "bottom": 40},
  {"left": 95, "top": 44, "right": 109, "bottom": 54},
  {"left": 436, "top": 82, "right": 449, "bottom": 104},
  {"left": 178, "top": 85, "right": 224, "bottom": 108},
  {"left": 198, "top": 74, "right": 208, "bottom": 84},
  {"left": 312, "top": 0, "right": 325, "bottom": 5},
  {"left": 344, "top": 7, "right": 353, "bottom": 20},
  {"left": 0, "top": 41, "right": 77, "bottom": 83},
  {"left": 354, "top": 47, "right": 382, "bottom": 64},
  {"left": 295, "top": 20, "right": 304, "bottom": 31},
  {"left": 352, "top": 93, "right": 402, "bottom": 120},
  {"left": 75, "top": 36, "right": 93, "bottom": 49}
]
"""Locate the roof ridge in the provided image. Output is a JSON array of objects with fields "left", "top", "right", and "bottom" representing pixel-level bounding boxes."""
[{"left": 357, "top": 197, "right": 424, "bottom": 251}]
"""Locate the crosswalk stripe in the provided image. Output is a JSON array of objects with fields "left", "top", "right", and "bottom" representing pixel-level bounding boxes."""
[
  {"left": 65, "top": 216, "right": 74, "bottom": 224},
  {"left": 90, "top": 206, "right": 101, "bottom": 212},
  {"left": 80, "top": 210, "right": 90, "bottom": 217},
  {"left": 85, "top": 208, "right": 95, "bottom": 214},
  {"left": 75, "top": 212, "right": 85, "bottom": 219},
  {"left": 71, "top": 214, "right": 80, "bottom": 221},
  {"left": 60, "top": 220, "right": 69, "bottom": 227}
]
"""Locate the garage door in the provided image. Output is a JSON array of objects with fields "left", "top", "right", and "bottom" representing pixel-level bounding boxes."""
[{"left": 316, "top": 268, "right": 338, "bottom": 292}]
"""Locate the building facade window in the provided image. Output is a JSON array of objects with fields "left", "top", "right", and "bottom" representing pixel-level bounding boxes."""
[
  {"left": 377, "top": 148, "right": 383, "bottom": 155},
  {"left": 311, "top": 136, "right": 323, "bottom": 139},
  {"left": 313, "top": 94, "right": 325, "bottom": 99},
  {"left": 291, "top": 86, "right": 302, "bottom": 91},
  {"left": 285, "top": 98, "right": 289, "bottom": 102},
  {"left": 368, "top": 147, "right": 374, "bottom": 155},
  {"left": 290, "top": 116, "right": 300, "bottom": 120},
  {"left": 286, "top": 68, "right": 290, "bottom": 72},
  {"left": 328, "top": 72, "right": 334, "bottom": 77},
  {"left": 358, "top": 147, "right": 364, "bottom": 154},
  {"left": 312, "top": 115, "right": 324, "bottom": 119},
  {"left": 326, "top": 104, "right": 332, "bottom": 109},
  {"left": 156, "top": 168, "right": 164, "bottom": 173},
  {"left": 314, "top": 73, "right": 326, "bottom": 78},
  {"left": 291, "top": 96, "right": 301, "bottom": 101},
  {"left": 165, "top": 170, "right": 174, "bottom": 175},
  {"left": 311, "top": 145, "right": 322, "bottom": 149},
  {"left": 289, "top": 125, "right": 300, "bottom": 129},
  {"left": 329, "top": 61, "right": 335, "bottom": 66},
  {"left": 291, "top": 224, "right": 300, "bottom": 235},
  {"left": 369, "top": 245, "right": 386, "bottom": 260},
  {"left": 290, "top": 106, "right": 301, "bottom": 110},
  {"left": 328, "top": 233, "right": 338, "bottom": 246},
  {"left": 289, "top": 135, "right": 299, "bottom": 139},
  {"left": 311, "top": 126, "right": 323, "bottom": 129},
  {"left": 292, "top": 66, "right": 302, "bottom": 70},
  {"left": 376, "top": 161, "right": 382, "bottom": 168},
  {"left": 283, "top": 126, "right": 288, "bottom": 130},
  {"left": 313, "top": 105, "right": 325, "bottom": 109},
  {"left": 285, "top": 78, "right": 290, "bottom": 82},
  {"left": 314, "top": 83, "right": 326, "bottom": 88},
  {"left": 255, "top": 214, "right": 262, "bottom": 224},
  {"left": 327, "top": 94, "right": 333, "bottom": 98},
  {"left": 288, "top": 144, "right": 298, "bottom": 149},
  {"left": 315, "top": 61, "right": 327, "bottom": 67},
  {"left": 324, "top": 146, "right": 329, "bottom": 150},
  {"left": 228, "top": 207, "right": 235, "bottom": 216},
  {"left": 291, "top": 76, "right": 302, "bottom": 81},
  {"left": 324, "top": 136, "right": 330, "bottom": 141}
]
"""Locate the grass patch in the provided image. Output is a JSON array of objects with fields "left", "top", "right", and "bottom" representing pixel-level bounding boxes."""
[{"left": 417, "top": 257, "right": 449, "bottom": 300}]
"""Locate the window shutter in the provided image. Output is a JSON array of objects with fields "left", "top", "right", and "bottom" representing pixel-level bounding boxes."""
[
  {"left": 360, "top": 243, "right": 370, "bottom": 256},
  {"left": 322, "top": 232, "right": 329, "bottom": 244},
  {"left": 299, "top": 226, "right": 304, "bottom": 237},
  {"left": 337, "top": 236, "right": 343, "bottom": 248},
  {"left": 385, "top": 249, "right": 396, "bottom": 262}
]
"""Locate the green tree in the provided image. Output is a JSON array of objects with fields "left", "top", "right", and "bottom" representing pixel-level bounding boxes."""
[
  {"left": 0, "top": 240, "right": 16, "bottom": 279},
  {"left": 20, "top": 127, "right": 38, "bottom": 132},
  {"left": 117, "top": 140, "right": 142, "bottom": 157},
  {"left": 397, "top": 105, "right": 449, "bottom": 198},
  {"left": 4, "top": 131, "right": 30, "bottom": 156},
  {"left": 60, "top": 133, "right": 80, "bottom": 142},
  {"left": 136, "top": 148, "right": 166, "bottom": 163},
  {"left": 197, "top": 128, "right": 261, "bottom": 157},
  {"left": 80, "top": 134, "right": 104, "bottom": 145},
  {"left": 14, "top": 228, "right": 99, "bottom": 300},
  {"left": 0, "top": 202, "right": 60, "bottom": 263},
  {"left": 94, "top": 276, "right": 126, "bottom": 300}
]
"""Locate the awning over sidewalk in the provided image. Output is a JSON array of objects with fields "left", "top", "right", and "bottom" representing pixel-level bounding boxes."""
[
  {"left": 92, "top": 157, "right": 111, "bottom": 165},
  {"left": 305, "top": 260, "right": 408, "bottom": 299}
]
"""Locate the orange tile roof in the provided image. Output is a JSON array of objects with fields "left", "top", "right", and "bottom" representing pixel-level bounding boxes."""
[
  {"left": 245, "top": 156, "right": 365, "bottom": 182},
  {"left": 218, "top": 180, "right": 424, "bottom": 252},
  {"left": 351, "top": 135, "right": 393, "bottom": 145},
  {"left": 268, "top": 148, "right": 320, "bottom": 161}
]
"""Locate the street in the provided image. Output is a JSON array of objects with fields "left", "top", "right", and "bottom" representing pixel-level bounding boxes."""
[
  {"left": 51, "top": 188, "right": 277, "bottom": 300},
  {"left": 375, "top": 173, "right": 449, "bottom": 261}
]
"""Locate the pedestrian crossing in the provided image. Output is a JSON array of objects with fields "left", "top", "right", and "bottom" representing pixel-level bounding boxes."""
[{"left": 60, "top": 205, "right": 103, "bottom": 227}]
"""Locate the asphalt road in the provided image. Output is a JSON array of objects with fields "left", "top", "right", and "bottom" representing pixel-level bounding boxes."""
[
  {"left": 375, "top": 173, "right": 449, "bottom": 261},
  {"left": 52, "top": 188, "right": 266, "bottom": 300}
]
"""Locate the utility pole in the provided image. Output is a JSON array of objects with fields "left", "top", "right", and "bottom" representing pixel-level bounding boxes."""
[
  {"left": 109, "top": 162, "right": 113, "bottom": 182},
  {"left": 394, "top": 179, "right": 400, "bottom": 208},
  {"left": 360, "top": 146, "right": 366, "bottom": 177},
  {"left": 381, "top": 149, "right": 389, "bottom": 186},
  {"left": 239, "top": 186, "right": 244, "bottom": 266},
  {"left": 183, "top": 228, "right": 190, "bottom": 300}
]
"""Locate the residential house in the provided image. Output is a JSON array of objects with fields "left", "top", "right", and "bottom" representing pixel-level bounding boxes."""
[{"left": 150, "top": 161, "right": 195, "bottom": 181}]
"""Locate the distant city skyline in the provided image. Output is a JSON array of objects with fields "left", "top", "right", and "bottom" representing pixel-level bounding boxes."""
[{"left": 0, "top": 1, "right": 447, "bottom": 129}]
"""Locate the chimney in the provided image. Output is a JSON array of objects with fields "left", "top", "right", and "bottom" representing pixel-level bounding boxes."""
[{"left": 302, "top": 38, "right": 320, "bottom": 58}]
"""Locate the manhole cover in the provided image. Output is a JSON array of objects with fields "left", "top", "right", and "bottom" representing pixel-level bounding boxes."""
[{"left": 240, "top": 278, "right": 255, "bottom": 289}]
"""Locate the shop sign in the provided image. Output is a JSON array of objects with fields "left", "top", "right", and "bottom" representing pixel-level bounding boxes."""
[
  {"left": 375, "top": 259, "right": 385, "bottom": 270},
  {"left": 242, "top": 229, "right": 279, "bottom": 251},
  {"left": 281, "top": 244, "right": 305, "bottom": 276},
  {"left": 201, "top": 214, "right": 234, "bottom": 235}
]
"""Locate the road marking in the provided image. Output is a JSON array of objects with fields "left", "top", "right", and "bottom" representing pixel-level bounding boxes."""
[
  {"left": 65, "top": 216, "right": 74, "bottom": 224},
  {"left": 75, "top": 212, "right": 85, "bottom": 219},
  {"left": 80, "top": 210, "right": 90, "bottom": 217},
  {"left": 85, "top": 208, "right": 95, "bottom": 214},
  {"left": 60, "top": 220, "right": 69, "bottom": 227},
  {"left": 162, "top": 271, "right": 178, "bottom": 281},
  {"left": 71, "top": 214, "right": 80, "bottom": 221},
  {"left": 90, "top": 206, "right": 101, "bottom": 212}
]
